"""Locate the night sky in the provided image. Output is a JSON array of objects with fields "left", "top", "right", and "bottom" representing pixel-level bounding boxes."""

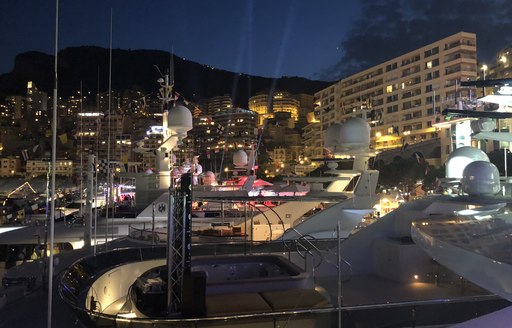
[{"left": 1, "top": 0, "right": 512, "bottom": 81}]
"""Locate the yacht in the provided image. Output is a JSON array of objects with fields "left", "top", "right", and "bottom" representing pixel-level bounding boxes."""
[
  {"left": 6, "top": 93, "right": 512, "bottom": 327},
  {"left": 52, "top": 117, "right": 511, "bottom": 327},
  {"left": 135, "top": 117, "right": 380, "bottom": 242}
]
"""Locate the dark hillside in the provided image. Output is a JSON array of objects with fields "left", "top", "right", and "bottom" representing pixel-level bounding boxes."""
[{"left": 0, "top": 47, "right": 331, "bottom": 107}]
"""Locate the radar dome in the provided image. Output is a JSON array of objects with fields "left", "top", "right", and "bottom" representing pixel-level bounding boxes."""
[
  {"left": 167, "top": 104, "right": 193, "bottom": 135},
  {"left": 233, "top": 150, "right": 248, "bottom": 167},
  {"left": 471, "top": 117, "right": 496, "bottom": 133},
  {"left": 202, "top": 171, "right": 217, "bottom": 186},
  {"left": 445, "top": 146, "right": 489, "bottom": 179},
  {"left": 324, "top": 118, "right": 370, "bottom": 154},
  {"left": 324, "top": 123, "right": 343, "bottom": 152},
  {"left": 461, "top": 161, "right": 500, "bottom": 196}
]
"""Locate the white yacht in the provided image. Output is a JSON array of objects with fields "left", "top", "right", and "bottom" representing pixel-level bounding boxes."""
[{"left": 50, "top": 118, "right": 511, "bottom": 327}]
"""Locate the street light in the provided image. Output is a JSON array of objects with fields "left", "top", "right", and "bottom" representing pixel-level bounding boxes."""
[
  {"left": 481, "top": 64, "right": 488, "bottom": 80},
  {"left": 481, "top": 64, "right": 488, "bottom": 96}
]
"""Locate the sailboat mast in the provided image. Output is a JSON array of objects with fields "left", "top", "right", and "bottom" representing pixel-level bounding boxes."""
[
  {"left": 80, "top": 81, "right": 84, "bottom": 215},
  {"left": 105, "top": 8, "right": 113, "bottom": 247},
  {"left": 48, "top": 0, "right": 59, "bottom": 326}
]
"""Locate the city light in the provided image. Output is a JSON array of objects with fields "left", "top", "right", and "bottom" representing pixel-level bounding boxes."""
[{"left": 481, "top": 64, "right": 488, "bottom": 80}]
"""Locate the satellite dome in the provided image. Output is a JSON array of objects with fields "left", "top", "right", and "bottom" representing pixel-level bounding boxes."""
[
  {"left": 233, "top": 150, "right": 248, "bottom": 167},
  {"left": 167, "top": 104, "right": 192, "bottom": 135},
  {"left": 471, "top": 117, "right": 496, "bottom": 133},
  {"left": 445, "top": 146, "right": 489, "bottom": 179},
  {"left": 324, "top": 118, "right": 370, "bottom": 154},
  {"left": 324, "top": 123, "right": 343, "bottom": 152},
  {"left": 461, "top": 161, "right": 500, "bottom": 196},
  {"left": 202, "top": 171, "right": 217, "bottom": 185}
]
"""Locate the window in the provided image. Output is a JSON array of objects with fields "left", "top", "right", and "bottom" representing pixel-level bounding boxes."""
[
  {"left": 386, "top": 62, "right": 398, "bottom": 72},
  {"left": 387, "top": 105, "right": 398, "bottom": 113},
  {"left": 387, "top": 95, "right": 398, "bottom": 103}
]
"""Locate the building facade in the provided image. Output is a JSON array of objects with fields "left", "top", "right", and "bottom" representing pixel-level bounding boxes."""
[
  {"left": 26, "top": 159, "right": 73, "bottom": 177},
  {"left": 308, "top": 32, "right": 478, "bottom": 164},
  {"left": 249, "top": 91, "right": 300, "bottom": 126},
  {"left": 0, "top": 157, "right": 22, "bottom": 177}
]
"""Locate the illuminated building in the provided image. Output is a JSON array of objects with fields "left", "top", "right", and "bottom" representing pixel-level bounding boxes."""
[
  {"left": 0, "top": 157, "right": 21, "bottom": 177},
  {"left": 26, "top": 81, "right": 48, "bottom": 135},
  {"left": 26, "top": 159, "right": 73, "bottom": 177},
  {"left": 308, "top": 32, "right": 478, "bottom": 163},
  {"left": 198, "top": 95, "right": 232, "bottom": 115},
  {"left": 249, "top": 91, "right": 300, "bottom": 126}
]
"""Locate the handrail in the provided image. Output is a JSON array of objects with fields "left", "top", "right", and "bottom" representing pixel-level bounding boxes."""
[{"left": 281, "top": 227, "right": 353, "bottom": 283}]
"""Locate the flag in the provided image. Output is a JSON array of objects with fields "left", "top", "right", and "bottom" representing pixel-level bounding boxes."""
[
  {"left": 193, "top": 106, "right": 202, "bottom": 118},
  {"left": 216, "top": 124, "right": 225, "bottom": 135},
  {"left": 97, "top": 159, "right": 111, "bottom": 174},
  {"left": 59, "top": 133, "right": 68, "bottom": 144},
  {"left": 21, "top": 149, "right": 29, "bottom": 161}
]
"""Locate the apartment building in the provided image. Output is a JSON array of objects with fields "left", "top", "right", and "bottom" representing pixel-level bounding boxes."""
[
  {"left": 249, "top": 91, "right": 300, "bottom": 126},
  {"left": 26, "top": 159, "right": 73, "bottom": 177},
  {"left": 0, "top": 157, "right": 21, "bottom": 177},
  {"left": 309, "top": 32, "right": 478, "bottom": 164},
  {"left": 198, "top": 95, "right": 232, "bottom": 115}
]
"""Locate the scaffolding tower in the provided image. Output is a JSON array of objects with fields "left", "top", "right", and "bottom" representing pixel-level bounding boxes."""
[{"left": 166, "top": 172, "right": 193, "bottom": 315}]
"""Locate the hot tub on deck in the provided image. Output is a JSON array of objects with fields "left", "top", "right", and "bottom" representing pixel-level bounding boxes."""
[
  {"left": 193, "top": 254, "right": 312, "bottom": 294},
  {"left": 132, "top": 254, "right": 331, "bottom": 317}
]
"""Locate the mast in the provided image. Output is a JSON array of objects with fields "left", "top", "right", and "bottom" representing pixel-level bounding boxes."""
[
  {"left": 105, "top": 8, "right": 113, "bottom": 247},
  {"left": 80, "top": 81, "right": 84, "bottom": 215},
  {"left": 93, "top": 66, "right": 100, "bottom": 254},
  {"left": 48, "top": 0, "right": 59, "bottom": 326}
]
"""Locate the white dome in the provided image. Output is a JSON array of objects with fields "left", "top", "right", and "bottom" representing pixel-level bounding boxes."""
[
  {"left": 202, "top": 171, "right": 217, "bottom": 185},
  {"left": 471, "top": 118, "right": 496, "bottom": 133},
  {"left": 339, "top": 117, "right": 370, "bottom": 146},
  {"left": 324, "top": 123, "right": 343, "bottom": 152},
  {"left": 233, "top": 150, "right": 248, "bottom": 167},
  {"left": 167, "top": 104, "right": 193, "bottom": 134},
  {"left": 324, "top": 118, "right": 370, "bottom": 154},
  {"left": 461, "top": 161, "right": 500, "bottom": 196},
  {"left": 445, "top": 146, "right": 489, "bottom": 179}
]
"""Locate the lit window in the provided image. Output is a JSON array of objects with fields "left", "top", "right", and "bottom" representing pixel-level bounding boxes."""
[
  {"left": 386, "top": 85, "right": 393, "bottom": 93},
  {"left": 426, "top": 61, "right": 433, "bottom": 69}
]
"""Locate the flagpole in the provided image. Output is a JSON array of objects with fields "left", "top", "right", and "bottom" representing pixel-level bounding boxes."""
[{"left": 48, "top": 0, "right": 59, "bottom": 326}]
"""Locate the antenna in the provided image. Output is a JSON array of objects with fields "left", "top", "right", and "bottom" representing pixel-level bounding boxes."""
[
  {"left": 106, "top": 8, "right": 114, "bottom": 246},
  {"left": 170, "top": 46, "right": 175, "bottom": 87},
  {"left": 48, "top": 0, "right": 59, "bottom": 326}
]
